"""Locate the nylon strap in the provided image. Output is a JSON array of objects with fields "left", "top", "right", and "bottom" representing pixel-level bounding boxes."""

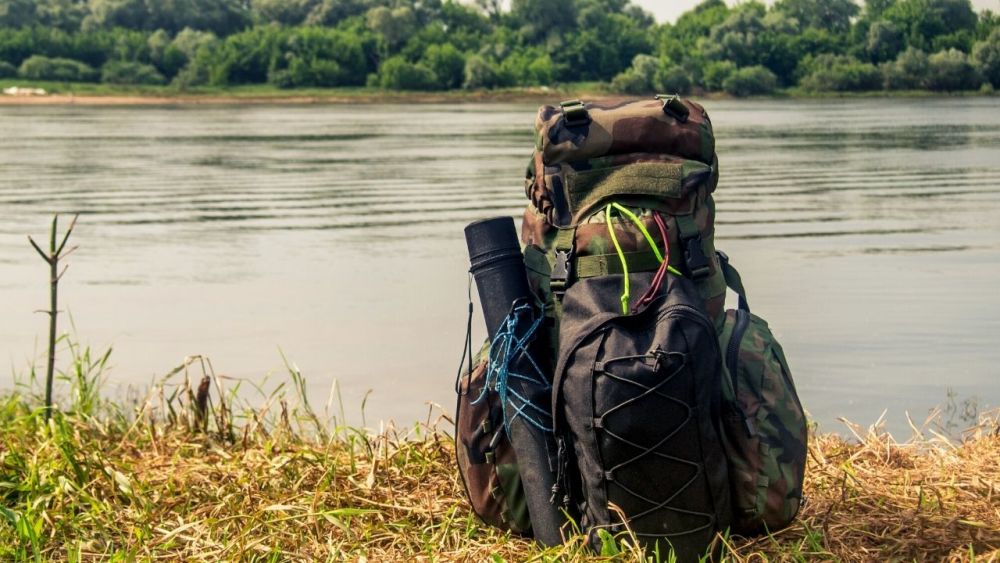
[
  {"left": 675, "top": 213, "right": 700, "bottom": 240},
  {"left": 575, "top": 251, "right": 662, "bottom": 278},
  {"left": 717, "top": 251, "right": 750, "bottom": 311}
]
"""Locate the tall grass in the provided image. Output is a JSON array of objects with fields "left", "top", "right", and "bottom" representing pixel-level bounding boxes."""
[{"left": 1, "top": 341, "right": 998, "bottom": 561}]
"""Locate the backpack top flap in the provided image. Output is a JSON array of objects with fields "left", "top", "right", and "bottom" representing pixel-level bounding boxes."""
[
  {"left": 535, "top": 98, "right": 715, "bottom": 166},
  {"left": 527, "top": 97, "right": 719, "bottom": 226}
]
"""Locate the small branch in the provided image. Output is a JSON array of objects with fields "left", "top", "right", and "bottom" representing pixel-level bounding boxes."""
[
  {"left": 55, "top": 214, "right": 79, "bottom": 257},
  {"left": 27, "top": 236, "right": 53, "bottom": 265}
]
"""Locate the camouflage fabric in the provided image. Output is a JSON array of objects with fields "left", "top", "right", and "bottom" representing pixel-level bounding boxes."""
[
  {"left": 717, "top": 309, "right": 808, "bottom": 535},
  {"left": 521, "top": 97, "right": 727, "bottom": 323},
  {"left": 526, "top": 97, "right": 719, "bottom": 227},
  {"left": 455, "top": 344, "right": 532, "bottom": 536}
]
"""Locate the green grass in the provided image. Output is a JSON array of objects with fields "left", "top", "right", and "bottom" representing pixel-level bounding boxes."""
[{"left": 1, "top": 341, "right": 998, "bottom": 561}]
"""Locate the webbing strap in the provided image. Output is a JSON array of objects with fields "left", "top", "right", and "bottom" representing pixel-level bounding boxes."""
[
  {"left": 575, "top": 251, "right": 662, "bottom": 278},
  {"left": 717, "top": 251, "right": 750, "bottom": 311}
]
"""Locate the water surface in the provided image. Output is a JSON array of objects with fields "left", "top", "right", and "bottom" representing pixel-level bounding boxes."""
[{"left": 1, "top": 98, "right": 998, "bottom": 435}]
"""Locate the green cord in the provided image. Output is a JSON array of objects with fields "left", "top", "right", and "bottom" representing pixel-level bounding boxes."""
[
  {"left": 605, "top": 203, "right": 685, "bottom": 314},
  {"left": 605, "top": 204, "right": 630, "bottom": 314},
  {"left": 610, "top": 203, "right": 663, "bottom": 263}
]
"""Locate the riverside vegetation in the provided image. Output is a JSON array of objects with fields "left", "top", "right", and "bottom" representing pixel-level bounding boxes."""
[
  {"left": 1, "top": 342, "right": 999, "bottom": 560},
  {"left": 0, "top": 0, "right": 999, "bottom": 98},
  {"left": 1, "top": 218, "right": 999, "bottom": 560}
]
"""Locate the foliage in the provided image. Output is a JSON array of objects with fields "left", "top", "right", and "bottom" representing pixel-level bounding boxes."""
[
  {"left": 0, "top": 357, "right": 998, "bottom": 559},
  {"left": 0, "top": 0, "right": 996, "bottom": 93},
  {"left": 375, "top": 55, "right": 438, "bottom": 90},
  {"left": 17, "top": 54, "right": 97, "bottom": 81},
  {"left": 925, "top": 47, "right": 980, "bottom": 90},
  {"left": 100, "top": 59, "right": 164, "bottom": 84},
  {"left": 723, "top": 64, "right": 778, "bottom": 96},
  {"left": 800, "top": 53, "right": 882, "bottom": 91},
  {"left": 0, "top": 58, "right": 14, "bottom": 77},
  {"left": 972, "top": 28, "right": 1000, "bottom": 86},
  {"left": 881, "top": 46, "right": 930, "bottom": 89}
]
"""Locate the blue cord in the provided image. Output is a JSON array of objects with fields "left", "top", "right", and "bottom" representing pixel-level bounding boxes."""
[{"left": 471, "top": 302, "right": 553, "bottom": 435}]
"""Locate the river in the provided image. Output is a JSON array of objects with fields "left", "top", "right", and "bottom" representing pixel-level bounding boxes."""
[{"left": 1, "top": 97, "right": 998, "bottom": 436}]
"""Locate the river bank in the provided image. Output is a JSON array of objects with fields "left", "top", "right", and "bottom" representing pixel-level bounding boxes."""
[
  {"left": 1, "top": 80, "right": 995, "bottom": 105},
  {"left": 1, "top": 368, "right": 997, "bottom": 561}
]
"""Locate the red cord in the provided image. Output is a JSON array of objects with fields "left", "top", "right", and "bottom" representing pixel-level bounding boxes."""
[{"left": 632, "top": 212, "right": 671, "bottom": 314}]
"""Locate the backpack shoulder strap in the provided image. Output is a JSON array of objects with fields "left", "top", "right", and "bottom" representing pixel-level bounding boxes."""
[{"left": 716, "top": 251, "right": 749, "bottom": 312}]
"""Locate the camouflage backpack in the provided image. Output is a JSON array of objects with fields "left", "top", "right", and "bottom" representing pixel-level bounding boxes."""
[{"left": 519, "top": 97, "right": 807, "bottom": 548}]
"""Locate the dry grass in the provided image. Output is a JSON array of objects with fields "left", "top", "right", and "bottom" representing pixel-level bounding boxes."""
[{"left": 1, "top": 354, "right": 998, "bottom": 562}]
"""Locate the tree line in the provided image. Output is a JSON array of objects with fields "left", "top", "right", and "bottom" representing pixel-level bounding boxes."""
[{"left": 0, "top": 0, "right": 998, "bottom": 95}]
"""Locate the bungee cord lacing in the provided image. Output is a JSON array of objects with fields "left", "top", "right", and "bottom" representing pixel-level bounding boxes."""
[{"left": 471, "top": 302, "right": 552, "bottom": 436}]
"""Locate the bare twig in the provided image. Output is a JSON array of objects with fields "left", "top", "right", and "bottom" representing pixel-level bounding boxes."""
[{"left": 28, "top": 213, "right": 80, "bottom": 420}]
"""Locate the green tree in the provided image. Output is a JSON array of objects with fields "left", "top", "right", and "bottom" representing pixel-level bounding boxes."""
[
  {"left": 0, "top": 59, "right": 16, "bottom": 77},
  {"left": 366, "top": 6, "right": 416, "bottom": 51},
  {"left": 610, "top": 53, "right": 657, "bottom": 93},
  {"left": 881, "top": 46, "right": 929, "bottom": 89},
  {"left": 463, "top": 53, "right": 511, "bottom": 89},
  {"left": 723, "top": 65, "right": 778, "bottom": 96},
  {"left": 510, "top": 0, "right": 577, "bottom": 42},
  {"left": 655, "top": 62, "right": 692, "bottom": 94},
  {"left": 799, "top": 53, "right": 880, "bottom": 91},
  {"left": 972, "top": 28, "right": 1000, "bottom": 86},
  {"left": 773, "top": 0, "right": 859, "bottom": 33},
  {"left": 925, "top": 47, "right": 980, "bottom": 90},
  {"left": 377, "top": 55, "right": 438, "bottom": 90},
  {"left": 252, "top": 0, "right": 318, "bottom": 26},
  {"left": 0, "top": 0, "right": 37, "bottom": 28},
  {"left": 882, "top": 0, "right": 977, "bottom": 51},
  {"left": 421, "top": 43, "right": 465, "bottom": 89},
  {"left": 101, "top": 60, "right": 165, "bottom": 83},
  {"left": 19, "top": 55, "right": 99, "bottom": 81},
  {"left": 866, "top": 20, "right": 905, "bottom": 63},
  {"left": 702, "top": 60, "right": 736, "bottom": 91}
]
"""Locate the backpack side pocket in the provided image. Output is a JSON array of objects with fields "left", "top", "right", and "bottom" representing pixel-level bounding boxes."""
[
  {"left": 455, "top": 344, "right": 532, "bottom": 535},
  {"left": 718, "top": 309, "right": 807, "bottom": 535}
]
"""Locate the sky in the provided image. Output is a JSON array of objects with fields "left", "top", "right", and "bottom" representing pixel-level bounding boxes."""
[{"left": 633, "top": 0, "right": 1000, "bottom": 24}]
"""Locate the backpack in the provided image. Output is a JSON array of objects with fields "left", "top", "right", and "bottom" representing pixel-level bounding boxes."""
[
  {"left": 522, "top": 98, "right": 807, "bottom": 552},
  {"left": 454, "top": 97, "right": 807, "bottom": 553}
]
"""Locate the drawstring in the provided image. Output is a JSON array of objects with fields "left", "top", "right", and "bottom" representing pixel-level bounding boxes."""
[
  {"left": 605, "top": 204, "right": 683, "bottom": 314},
  {"left": 633, "top": 212, "right": 678, "bottom": 313},
  {"left": 454, "top": 272, "right": 475, "bottom": 395}
]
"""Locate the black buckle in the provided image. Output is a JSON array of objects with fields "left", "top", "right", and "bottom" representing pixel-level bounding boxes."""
[
  {"left": 656, "top": 94, "right": 689, "bottom": 123},
  {"left": 550, "top": 249, "right": 572, "bottom": 296},
  {"left": 559, "top": 99, "right": 591, "bottom": 128},
  {"left": 682, "top": 234, "right": 711, "bottom": 280}
]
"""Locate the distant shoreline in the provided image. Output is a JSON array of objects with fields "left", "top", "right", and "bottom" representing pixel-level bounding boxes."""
[{"left": 1, "top": 83, "right": 994, "bottom": 106}]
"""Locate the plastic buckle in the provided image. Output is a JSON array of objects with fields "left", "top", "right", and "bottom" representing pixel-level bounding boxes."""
[
  {"left": 559, "top": 99, "right": 591, "bottom": 128},
  {"left": 550, "top": 249, "right": 572, "bottom": 296},
  {"left": 655, "top": 94, "right": 689, "bottom": 123},
  {"left": 682, "top": 234, "right": 711, "bottom": 280}
]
